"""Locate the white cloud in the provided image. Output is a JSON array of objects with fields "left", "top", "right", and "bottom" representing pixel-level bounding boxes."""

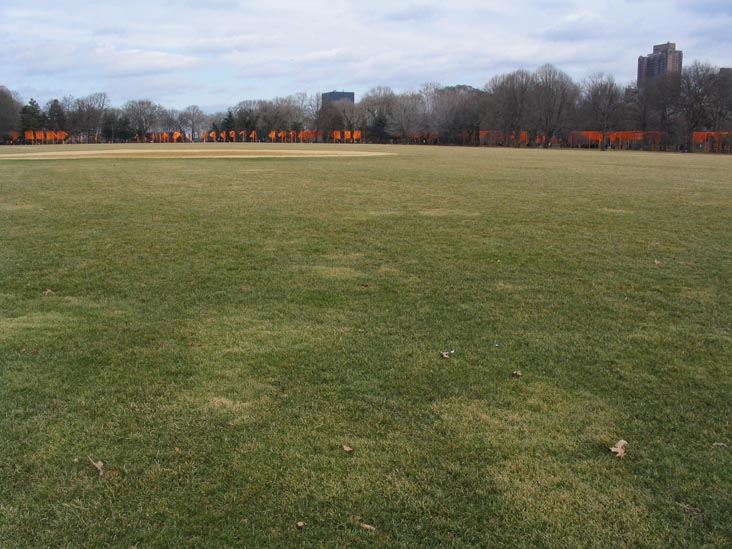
[
  {"left": 94, "top": 46, "right": 200, "bottom": 77},
  {"left": 0, "top": 0, "right": 728, "bottom": 109}
]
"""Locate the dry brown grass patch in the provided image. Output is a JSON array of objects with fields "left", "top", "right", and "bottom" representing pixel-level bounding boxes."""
[{"left": 0, "top": 147, "right": 392, "bottom": 160}]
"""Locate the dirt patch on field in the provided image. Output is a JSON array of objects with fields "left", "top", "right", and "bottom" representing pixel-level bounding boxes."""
[{"left": 0, "top": 148, "right": 393, "bottom": 160}]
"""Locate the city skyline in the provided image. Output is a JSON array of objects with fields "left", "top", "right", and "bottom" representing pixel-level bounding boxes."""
[{"left": 1, "top": 1, "right": 731, "bottom": 111}]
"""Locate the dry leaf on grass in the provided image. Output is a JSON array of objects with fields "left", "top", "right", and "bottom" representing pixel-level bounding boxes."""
[
  {"left": 679, "top": 503, "right": 702, "bottom": 514},
  {"left": 42, "top": 289, "right": 56, "bottom": 295},
  {"left": 296, "top": 521, "right": 306, "bottom": 529},
  {"left": 87, "top": 456, "right": 104, "bottom": 476},
  {"left": 359, "top": 523, "right": 376, "bottom": 532},
  {"left": 440, "top": 351, "right": 451, "bottom": 359},
  {"left": 712, "top": 442, "right": 727, "bottom": 448},
  {"left": 342, "top": 445, "right": 354, "bottom": 454},
  {"left": 105, "top": 470, "right": 121, "bottom": 479},
  {"left": 511, "top": 370, "right": 523, "bottom": 377},
  {"left": 609, "top": 440, "right": 628, "bottom": 458}
]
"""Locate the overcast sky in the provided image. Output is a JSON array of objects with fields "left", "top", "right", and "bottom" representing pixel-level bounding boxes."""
[{"left": 1, "top": 0, "right": 730, "bottom": 112}]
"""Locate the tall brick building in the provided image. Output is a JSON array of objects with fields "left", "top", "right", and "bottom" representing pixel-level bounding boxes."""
[{"left": 637, "top": 43, "right": 683, "bottom": 87}]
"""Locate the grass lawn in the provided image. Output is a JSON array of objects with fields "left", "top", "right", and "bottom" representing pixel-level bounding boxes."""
[{"left": 1, "top": 144, "right": 731, "bottom": 547}]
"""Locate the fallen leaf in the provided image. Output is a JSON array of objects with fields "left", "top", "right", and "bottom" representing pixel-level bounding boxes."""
[
  {"left": 609, "top": 440, "right": 628, "bottom": 458},
  {"left": 359, "top": 523, "right": 376, "bottom": 532},
  {"left": 43, "top": 289, "right": 56, "bottom": 295},
  {"left": 342, "top": 445, "right": 354, "bottom": 454},
  {"left": 712, "top": 442, "right": 727, "bottom": 448},
  {"left": 440, "top": 351, "right": 451, "bottom": 359},
  {"left": 296, "top": 521, "right": 306, "bottom": 529},
  {"left": 679, "top": 503, "right": 702, "bottom": 514},
  {"left": 654, "top": 259, "right": 662, "bottom": 265},
  {"left": 511, "top": 370, "right": 523, "bottom": 377},
  {"left": 105, "top": 469, "right": 121, "bottom": 479},
  {"left": 175, "top": 447, "right": 181, "bottom": 454},
  {"left": 87, "top": 455, "right": 104, "bottom": 476},
  {"left": 72, "top": 458, "right": 79, "bottom": 463}
]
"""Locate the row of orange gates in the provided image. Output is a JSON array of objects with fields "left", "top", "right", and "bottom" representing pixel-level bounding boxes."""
[
  {"left": 202, "top": 130, "right": 364, "bottom": 143},
  {"left": 567, "top": 131, "right": 732, "bottom": 152},
  {"left": 12, "top": 129, "right": 364, "bottom": 144},
  {"left": 9, "top": 129, "right": 732, "bottom": 152},
  {"left": 425, "top": 130, "right": 732, "bottom": 152}
]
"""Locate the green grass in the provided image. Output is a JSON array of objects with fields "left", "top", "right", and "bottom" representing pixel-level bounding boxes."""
[{"left": 1, "top": 144, "right": 731, "bottom": 547}]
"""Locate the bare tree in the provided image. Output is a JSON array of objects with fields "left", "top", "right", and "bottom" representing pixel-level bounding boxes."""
[
  {"left": 180, "top": 105, "right": 205, "bottom": 139},
  {"left": 677, "top": 61, "right": 717, "bottom": 151},
  {"left": 486, "top": 70, "right": 533, "bottom": 146},
  {"left": 74, "top": 92, "right": 109, "bottom": 141},
  {"left": 87, "top": 92, "right": 109, "bottom": 134},
  {"left": 158, "top": 108, "right": 184, "bottom": 133},
  {"left": 275, "top": 94, "right": 307, "bottom": 132},
  {"left": 709, "top": 71, "right": 732, "bottom": 131},
  {"left": 646, "top": 74, "right": 681, "bottom": 144},
  {"left": 429, "top": 86, "right": 462, "bottom": 144},
  {"left": 530, "top": 64, "right": 579, "bottom": 146},
  {"left": 316, "top": 103, "right": 343, "bottom": 142},
  {"left": 419, "top": 83, "right": 441, "bottom": 118},
  {"left": 624, "top": 84, "right": 653, "bottom": 132},
  {"left": 434, "top": 85, "right": 487, "bottom": 145},
  {"left": 202, "top": 112, "right": 221, "bottom": 136},
  {"left": 389, "top": 92, "right": 425, "bottom": 143},
  {"left": 124, "top": 99, "right": 163, "bottom": 137},
  {"left": 306, "top": 93, "right": 323, "bottom": 141},
  {"left": 290, "top": 92, "right": 309, "bottom": 134},
  {"left": 417, "top": 83, "right": 444, "bottom": 141},
  {"left": 60, "top": 96, "right": 79, "bottom": 135},
  {"left": 256, "top": 98, "right": 295, "bottom": 138},
  {"left": 714, "top": 71, "right": 732, "bottom": 131},
  {"left": 334, "top": 99, "right": 364, "bottom": 139},
  {"left": 580, "top": 73, "right": 623, "bottom": 149},
  {"left": 465, "top": 86, "right": 491, "bottom": 145}
]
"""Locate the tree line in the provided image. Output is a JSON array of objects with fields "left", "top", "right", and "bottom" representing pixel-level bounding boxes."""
[{"left": 1, "top": 60, "right": 731, "bottom": 151}]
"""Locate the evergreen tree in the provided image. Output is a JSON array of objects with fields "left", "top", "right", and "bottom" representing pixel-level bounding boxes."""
[{"left": 20, "top": 98, "right": 45, "bottom": 131}]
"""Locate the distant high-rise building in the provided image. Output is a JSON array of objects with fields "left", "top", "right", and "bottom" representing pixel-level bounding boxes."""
[
  {"left": 637, "top": 42, "right": 683, "bottom": 87},
  {"left": 322, "top": 91, "right": 355, "bottom": 107}
]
